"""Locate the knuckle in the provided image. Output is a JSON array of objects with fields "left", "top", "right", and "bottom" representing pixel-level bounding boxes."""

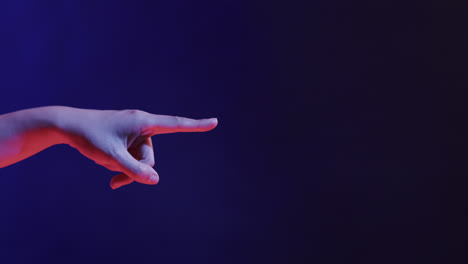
[
  {"left": 145, "top": 159, "right": 155, "bottom": 167},
  {"left": 108, "top": 145, "right": 122, "bottom": 158},
  {"left": 125, "top": 109, "right": 139, "bottom": 115},
  {"left": 132, "top": 163, "right": 145, "bottom": 176},
  {"left": 124, "top": 109, "right": 143, "bottom": 118},
  {"left": 122, "top": 109, "right": 149, "bottom": 127},
  {"left": 140, "top": 154, "right": 155, "bottom": 167},
  {"left": 174, "top": 116, "right": 183, "bottom": 128}
]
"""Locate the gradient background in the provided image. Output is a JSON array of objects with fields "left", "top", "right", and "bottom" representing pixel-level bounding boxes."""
[{"left": 0, "top": 1, "right": 467, "bottom": 263}]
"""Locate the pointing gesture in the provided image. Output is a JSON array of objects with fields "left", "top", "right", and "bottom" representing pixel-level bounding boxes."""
[
  {"left": 103, "top": 111, "right": 218, "bottom": 189},
  {"left": 0, "top": 107, "right": 218, "bottom": 189}
]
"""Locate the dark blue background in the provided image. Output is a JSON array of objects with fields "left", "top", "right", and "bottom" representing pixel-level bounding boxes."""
[{"left": 1, "top": 1, "right": 467, "bottom": 263}]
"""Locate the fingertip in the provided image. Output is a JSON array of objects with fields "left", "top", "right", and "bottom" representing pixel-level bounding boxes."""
[
  {"left": 110, "top": 173, "right": 134, "bottom": 190},
  {"left": 149, "top": 174, "right": 159, "bottom": 185},
  {"left": 210, "top": 118, "right": 218, "bottom": 130},
  {"left": 110, "top": 181, "right": 119, "bottom": 190},
  {"left": 110, "top": 179, "right": 118, "bottom": 190},
  {"left": 110, "top": 179, "right": 122, "bottom": 190},
  {"left": 202, "top": 118, "right": 218, "bottom": 131}
]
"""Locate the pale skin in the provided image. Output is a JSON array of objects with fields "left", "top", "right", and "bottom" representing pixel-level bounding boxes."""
[{"left": 0, "top": 106, "right": 218, "bottom": 189}]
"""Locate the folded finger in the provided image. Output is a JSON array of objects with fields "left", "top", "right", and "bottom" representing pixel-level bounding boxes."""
[{"left": 110, "top": 173, "right": 134, "bottom": 189}]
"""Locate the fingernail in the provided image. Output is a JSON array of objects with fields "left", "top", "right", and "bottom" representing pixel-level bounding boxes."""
[{"left": 149, "top": 174, "right": 159, "bottom": 184}]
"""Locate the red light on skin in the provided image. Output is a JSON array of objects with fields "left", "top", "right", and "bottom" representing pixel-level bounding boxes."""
[
  {"left": 0, "top": 106, "right": 218, "bottom": 189},
  {"left": 0, "top": 138, "right": 22, "bottom": 168}
]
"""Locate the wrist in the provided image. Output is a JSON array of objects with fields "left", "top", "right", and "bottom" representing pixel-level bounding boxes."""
[{"left": 39, "top": 106, "right": 76, "bottom": 146}]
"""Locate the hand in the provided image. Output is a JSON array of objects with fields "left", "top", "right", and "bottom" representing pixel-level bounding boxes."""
[{"left": 59, "top": 108, "right": 218, "bottom": 189}]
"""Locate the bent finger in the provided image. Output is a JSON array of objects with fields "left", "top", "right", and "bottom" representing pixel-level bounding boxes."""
[
  {"left": 114, "top": 149, "right": 159, "bottom": 185},
  {"left": 138, "top": 137, "right": 155, "bottom": 167},
  {"left": 111, "top": 139, "right": 156, "bottom": 190},
  {"left": 110, "top": 173, "right": 134, "bottom": 189}
]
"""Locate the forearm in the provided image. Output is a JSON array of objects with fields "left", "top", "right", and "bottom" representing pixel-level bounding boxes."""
[{"left": 0, "top": 106, "right": 69, "bottom": 168}]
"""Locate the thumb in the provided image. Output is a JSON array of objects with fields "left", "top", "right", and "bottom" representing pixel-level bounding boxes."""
[{"left": 114, "top": 149, "right": 159, "bottom": 185}]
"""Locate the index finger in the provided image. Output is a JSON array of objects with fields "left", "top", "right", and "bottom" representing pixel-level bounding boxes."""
[{"left": 142, "top": 114, "right": 218, "bottom": 135}]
